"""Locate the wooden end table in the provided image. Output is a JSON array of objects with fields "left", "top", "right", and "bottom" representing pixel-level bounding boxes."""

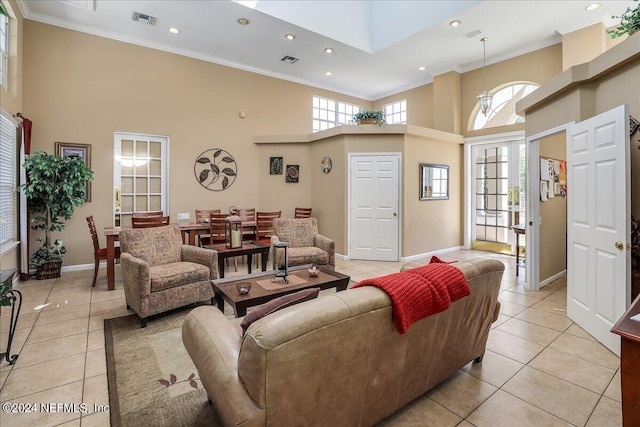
[{"left": 211, "top": 264, "right": 350, "bottom": 317}]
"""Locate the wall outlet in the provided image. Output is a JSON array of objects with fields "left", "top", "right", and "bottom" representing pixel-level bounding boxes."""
[{"left": 177, "top": 213, "right": 190, "bottom": 220}]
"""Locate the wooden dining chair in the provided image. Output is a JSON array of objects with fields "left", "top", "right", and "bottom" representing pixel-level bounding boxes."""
[
  {"left": 132, "top": 211, "right": 163, "bottom": 218},
  {"left": 86, "top": 215, "right": 120, "bottom": 287},
  {"left": 132, "top": 215, "right": 170, "bottom": 228},
  {"left": 207, "top": 213, "right": 237, "bottom": 271},
  {"left": 238, "top": 208, "right": 256, "bottom": 240},
  {"left": 294, "top": 207, "right": 312, "bottom": 218},
  {"left": 195, "top": 209, "right": 221, "bottom": 223},
  {"left": 255, "top": 211, "right": 281, "bottom": 267}
]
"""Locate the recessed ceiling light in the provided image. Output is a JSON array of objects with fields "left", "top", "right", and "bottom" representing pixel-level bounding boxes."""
[
  {"left": 418, "top": 66, "right": 426, "bottom": 71},
  {"left": 168, "top": 27, "right": 180, "bottom": 34},
  {"left": 237, "top": 18, "right": 250, "bottom": 25},
  {"left": 324, "top": 47, "right": 334, "bottom": 54},
  {"left": 449, "top": 20, "right": 461, "bottom": 27},
  {"left": 325, "top": 71, "right": 332, "bottom": 76},
  {"left": 285, "top": 34, "right": 296, "bottom": 40},
  {"left": 585, "top": 3, "right": 601, "bottom": 11}
]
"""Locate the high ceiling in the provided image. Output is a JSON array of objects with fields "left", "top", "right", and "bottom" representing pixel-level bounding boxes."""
[{"left": 17, "top": 0, "right": 636, "bottom": 100}]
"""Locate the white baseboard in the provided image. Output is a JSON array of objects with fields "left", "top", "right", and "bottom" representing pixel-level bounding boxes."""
[
  {"left": 401, "top": 246, "right": 464, "bottom": 263},
  {"left": 540, "top": 270, "right": 566, "bottom": 288}
]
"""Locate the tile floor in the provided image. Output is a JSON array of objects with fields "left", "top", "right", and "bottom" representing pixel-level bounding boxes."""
[{"left": 0, "top": 249, "right": 621, "bottom": 426}]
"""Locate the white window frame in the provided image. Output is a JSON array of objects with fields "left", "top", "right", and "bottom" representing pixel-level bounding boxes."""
[
  {"left": 469, "top": 82, "right": 539, "bottom": 131},
  {"left": 113, "top": 132, "right": 169, "bottom": 226},
  {"left": 384, "top": 100, "right": 407, "bottom": 124},
  {"left": 0, "top": 108, "right": 18, "bottom": 253},
  {"left": 312, "top": 95, "right": 360, "bottom": 132},
  {"left": 0, "top": 10, "right": 8, "bottom": 90}
]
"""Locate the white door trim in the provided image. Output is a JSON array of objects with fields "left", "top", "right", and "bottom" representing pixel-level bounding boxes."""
[
  {"left": 347, "top": 152, "right": 402, "bottom": 260},
  {"left": 463, "top": 131, "right": 525, "bottom": 249},
  {"left": 524, "top": 122, "right": 574, "bottom": 291}
]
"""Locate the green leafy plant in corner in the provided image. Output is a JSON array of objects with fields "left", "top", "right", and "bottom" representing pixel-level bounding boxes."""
[
  {"left": 607, "top": 0, "right": 640, "bottom": 39},
  {"left": 19, "top": 150, "right": 93, "bottom": 266},
  {"left": 351, "top": 110, "right": 386, "bottom": 126}
]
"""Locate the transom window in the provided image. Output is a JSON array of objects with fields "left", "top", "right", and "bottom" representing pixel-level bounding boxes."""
[
  {"left": 470, "top": 82, "right": 539, "bottom": 131},
  {"left": 384, "top": 100, "right": 407, "bottom": 124},
  {"left": 312, "top": 96, "right": 360, "bottom": 132},
  {"left": 0, "top": 9, "right": 8, "bottom": 89}
]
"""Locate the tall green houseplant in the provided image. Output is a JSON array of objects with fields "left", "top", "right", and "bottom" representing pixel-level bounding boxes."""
[
  {"left": 607, "top": 0, "right": 640, "bottom": 39},
  {"left": 21, "top": 150, "right": 94, "bottom": 269}
]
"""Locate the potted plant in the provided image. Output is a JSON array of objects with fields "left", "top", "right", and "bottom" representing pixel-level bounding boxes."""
[
  {"left": 607, "top": 0, "right": 640, "bottom": 39},
  {"left": 20, "top": 150, "right": 93, "bottom": 279},
  {"left": 352, "top": 110, "right": 386, "bottom": 126}
]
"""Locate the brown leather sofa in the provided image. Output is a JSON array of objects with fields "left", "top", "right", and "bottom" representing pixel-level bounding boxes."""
[{"left": 182, "top": 257, "right": 504, "bottom": 426}]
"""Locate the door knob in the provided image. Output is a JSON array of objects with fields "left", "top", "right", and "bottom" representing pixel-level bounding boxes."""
[
  {"left": 615, "top": 241, "right": 624, "bottom": 250},
  {"left": 393, "top": 213, "right": 397, "bottom": 216}
]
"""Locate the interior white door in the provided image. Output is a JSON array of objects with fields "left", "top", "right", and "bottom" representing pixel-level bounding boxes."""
[
  {"left": 349, "top": 154, "right": 400, "bottom": 261},
  {"left": 567, "top": 104, "right": 630, "bottom": 356}
]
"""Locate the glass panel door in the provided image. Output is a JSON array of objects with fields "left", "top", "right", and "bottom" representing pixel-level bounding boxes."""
[{"left": 471, "top": 140, "right": 524, "bottom": 255}]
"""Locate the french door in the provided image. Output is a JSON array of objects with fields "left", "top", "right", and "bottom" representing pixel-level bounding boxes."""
[
  {"left": 113, "top": 133, "right": 169, "bottom": 227},
  {"left": 470, "top": 140, "right": 525, "bottom": 255}
]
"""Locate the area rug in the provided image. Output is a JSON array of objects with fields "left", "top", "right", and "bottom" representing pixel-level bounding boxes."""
[{"left": 104, "top": 308, "right": 223, "bottom": 427}]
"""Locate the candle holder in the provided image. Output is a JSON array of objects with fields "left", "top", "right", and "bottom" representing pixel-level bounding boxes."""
[
  {"left": 225, "top": 213, "right": 242, "bottom": 249},
  {"left": 273, "top": 241, "right": 289, "bottom": 284}
]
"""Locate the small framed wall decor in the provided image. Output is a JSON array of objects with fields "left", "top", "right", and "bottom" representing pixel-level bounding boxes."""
[
  {"left": 270, "top": 157, "right": 283, "bottom": 175},
  {"left": 321, "top": 156, "right": 332, "bottom": 174},
  {"left": 286, "top": 164, "right": 299, "bottom": 183},
  {"left": 55, "top": 142, "right": 92, "bottom": 202}
]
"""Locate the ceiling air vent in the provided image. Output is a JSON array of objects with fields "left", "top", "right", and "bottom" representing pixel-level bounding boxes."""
[
  {"left": 465, "top": 30, "right": 482, "bottom": 38},
  {"left": 132, "top": 12, "right": 157, "bottom": 25},
  {"left": 281, "top": 56, "right": 299, "bottom": 64}
]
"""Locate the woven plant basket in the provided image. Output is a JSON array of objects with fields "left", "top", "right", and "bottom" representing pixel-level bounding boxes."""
[{"left": 35, "top": 261, "right": 62, "bottom": 280}]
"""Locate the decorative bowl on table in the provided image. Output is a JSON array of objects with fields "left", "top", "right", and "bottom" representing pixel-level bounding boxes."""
[
  {"left": 236, "top": 282, "right": 252, "bottom": 295},
  {"left": 307, "top": 266, "right": 319, "bottom": 277}
]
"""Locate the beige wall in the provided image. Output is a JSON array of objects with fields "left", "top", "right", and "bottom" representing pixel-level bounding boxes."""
[
  {"left": 0, "top": 0, "right": 23, "bottom": 271},
  {"left": 562, "top": 23, "right": 608, "bottom": 71},
  {"left": 539, "top": 132, "right": 567, "bottom": 281},
  {"left": 23, "top": 21, "right": 370, "bottom": 267},
  {"left": 373, "top": 84, "right": 434, "bottom": 128}
]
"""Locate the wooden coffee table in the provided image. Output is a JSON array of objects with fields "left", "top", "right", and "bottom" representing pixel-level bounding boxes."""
[
  {"left": 211, "top": 264, "right": 350, "bottom": 317},
  {"left": 204, "top": 241, "right": 270, "bottom": 278}
]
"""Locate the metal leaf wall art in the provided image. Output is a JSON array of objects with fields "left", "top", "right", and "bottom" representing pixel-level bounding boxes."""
[{"left": 194, "top": 148, "right": 237, "bottom": 191}]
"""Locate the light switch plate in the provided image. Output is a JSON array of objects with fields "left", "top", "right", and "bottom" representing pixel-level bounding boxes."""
[{"left": 177, "top": 213, "right": 190, "bottom": 220}]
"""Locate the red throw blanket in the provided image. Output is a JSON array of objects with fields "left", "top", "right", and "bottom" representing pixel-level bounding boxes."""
[{"left": 352, "top": 263, "right": 470, "bottom": 334}]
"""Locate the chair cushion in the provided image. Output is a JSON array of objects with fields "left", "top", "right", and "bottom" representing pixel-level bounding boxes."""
[
  {"left": 150, "top": 262, "right": 210, "bottom": 292},
  {"left": 273, "top": 218, "right": 317, "bottom": 248},
  {"left": 278, "top": 247, "right": 329, "bottom": 267},
  {"left": 240, "top": 287, "right": 320, "bottom": 334}
]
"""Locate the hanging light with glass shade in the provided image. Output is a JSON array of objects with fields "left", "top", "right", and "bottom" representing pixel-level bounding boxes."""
[{"left": 477, "top": 37, "right": 494, "bottom": 116}]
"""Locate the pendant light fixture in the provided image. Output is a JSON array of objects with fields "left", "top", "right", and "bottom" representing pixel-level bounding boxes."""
[{"left": 477, "top": 37, "right": 494, "bottom": 116}]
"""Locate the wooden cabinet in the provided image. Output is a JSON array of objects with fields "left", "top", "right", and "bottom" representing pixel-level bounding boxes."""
[{"left": 611, "top": 294, "right": 640, "bottom": 426}]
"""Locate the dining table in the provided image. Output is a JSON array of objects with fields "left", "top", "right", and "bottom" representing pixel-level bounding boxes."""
[{"left": 103, "top": 221, "right": 258, "bottom": 291}]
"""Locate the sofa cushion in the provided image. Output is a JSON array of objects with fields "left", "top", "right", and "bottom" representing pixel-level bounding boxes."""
[
  {"left": 150, "top": 262, "right": 210, "bottom": 292},
  {"left": 240, "top": 287, "right": 320, "bottom": 334},
  {"left": 277, "top": 247, "right": 329, "bottom": 266}
]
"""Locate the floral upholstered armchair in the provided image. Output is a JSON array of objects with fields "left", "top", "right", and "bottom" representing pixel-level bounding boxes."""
[
  {"left": 270, "top": 218, "right": 335, "bottom": 270},
  {"left": 119, "top": 224, "right": 218, "bottom": 327}
]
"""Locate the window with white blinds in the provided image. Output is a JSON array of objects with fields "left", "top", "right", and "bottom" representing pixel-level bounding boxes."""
[
  {"left": 0, "top": 11, "right": 8, "bottom": 90},
  {"left": 0, "top": 109, "right": 17, "bottom": 251}
]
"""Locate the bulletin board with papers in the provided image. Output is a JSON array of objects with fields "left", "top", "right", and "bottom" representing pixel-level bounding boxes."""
[{"left": 540, "top": 157, "right": 566, "bottom": 201}]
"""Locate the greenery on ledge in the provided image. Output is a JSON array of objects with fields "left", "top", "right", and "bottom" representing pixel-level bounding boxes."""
[
  {"left": 607, "top": 0, "right": 640, "bottom": 39},
  {"left": 20, "top": 150, "right": 93, "bottom": 266},
  {"left": 351, "top": 110, "right": 386, "bottom": 126}
]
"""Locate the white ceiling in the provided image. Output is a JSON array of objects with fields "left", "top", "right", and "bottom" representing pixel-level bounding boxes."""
[{"left": 17, "top": 0, "right": 636, "bottom": 100}]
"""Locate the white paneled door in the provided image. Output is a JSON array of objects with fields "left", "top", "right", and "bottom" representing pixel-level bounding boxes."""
[
  {"left": 567, "top": 105, "right": 630, "bottom": 356},
  {"left": 349, "top": 154, "right": 400, "bottom": 261}
]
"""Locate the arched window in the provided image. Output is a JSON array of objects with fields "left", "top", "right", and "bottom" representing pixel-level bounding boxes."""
[{"left": 469, "top": 82, "right": 540, "bottom": 131}]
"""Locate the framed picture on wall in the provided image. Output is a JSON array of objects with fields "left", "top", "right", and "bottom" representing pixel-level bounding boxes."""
[{"left": 55, "top": 142, "right": 92, "bottom": 202}]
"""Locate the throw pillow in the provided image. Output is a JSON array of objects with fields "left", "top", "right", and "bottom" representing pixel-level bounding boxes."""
[
  {"left": 430, "top": 255, "right": 456, "bottom": 264},
  {"left": 240, "top": 287, "right": 320, "bottom": 334}
]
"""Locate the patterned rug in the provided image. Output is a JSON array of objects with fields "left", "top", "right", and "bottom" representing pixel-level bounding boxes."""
[{"left": 104, "top": 308, "right": 223, "bottom": 427}]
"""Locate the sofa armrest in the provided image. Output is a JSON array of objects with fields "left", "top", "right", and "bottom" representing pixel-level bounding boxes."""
[
  {"left": 120, "top": 253, "right": 151, "bottom": 312},
  {"left": 182, "top": 306, "right": 264, "bottom": 426},
  {"left": 314, "top": 234, "right": 335, "bottom": 266},
  {"left": 181, "top": 245, "right": 219, "bottom": 280},
  {"left": 269, "top": 235, "right": 281, "bottom": 270}
]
